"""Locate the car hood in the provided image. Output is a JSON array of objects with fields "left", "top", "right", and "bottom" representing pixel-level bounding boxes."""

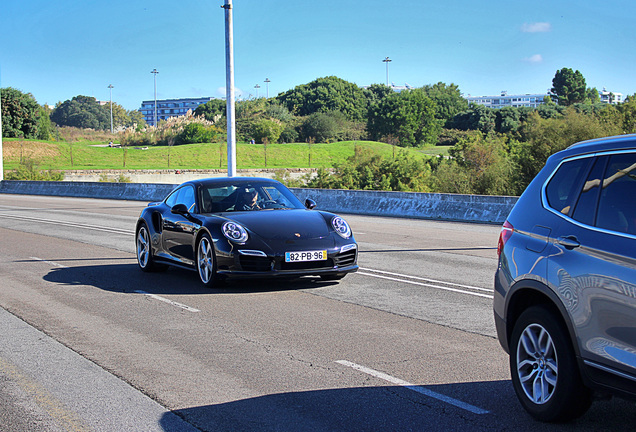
[{"left": 224, "top": 209, "right": 331, "bottom": 241}]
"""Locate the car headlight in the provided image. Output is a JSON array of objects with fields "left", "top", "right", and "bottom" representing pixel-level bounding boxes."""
[
  {"left": 331, "top": 216, "right": 352, "bottom": 239},
  {"left": 222, "top": 222, "right": 248, "bottom": 243}
]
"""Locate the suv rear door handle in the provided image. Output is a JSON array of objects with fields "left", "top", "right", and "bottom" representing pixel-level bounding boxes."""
[{"left": 558, "top": 235, "right": 580, "bottom": 250}]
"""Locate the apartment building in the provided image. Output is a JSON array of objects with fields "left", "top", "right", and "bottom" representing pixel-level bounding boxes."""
[
  {"left": 139, "top": 97, "right": 216, "bottom": 125},
  {"left": 464, "top": 91, "right": 548, "bottom": 108}
]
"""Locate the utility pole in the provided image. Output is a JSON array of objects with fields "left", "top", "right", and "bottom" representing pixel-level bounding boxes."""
[
  {"left": 151, "top": 69, "right": 159, "bottom": 127},
  {"left": 254, "top": 84, "right": 260, "bottom": 98},
  {"left": 264, "top": 78, "right": 270, "bottom": 98},
  {"left": 383, "top": 56, "right": 392, "bottom": 87},
  {"left": 107, "top": 84, "right": 114, "bottom": 133},
  {"left": 223, "top": 0, "right": 236, "bottom": 176}
]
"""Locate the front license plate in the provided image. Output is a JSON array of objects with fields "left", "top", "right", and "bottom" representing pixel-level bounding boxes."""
[{"left": 285, "top": 250, "right": 327, "bottom": 262}]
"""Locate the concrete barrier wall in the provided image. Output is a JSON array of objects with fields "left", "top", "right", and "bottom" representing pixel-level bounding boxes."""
[
  {"left": 0, "top": 180, "right": 177, "bottom": 203},
  {"left": 293, "top": 188, "right": 517, "bottom": 224},
  {"left": 0, "top": 180, "right": 517, "bottom": 224}
]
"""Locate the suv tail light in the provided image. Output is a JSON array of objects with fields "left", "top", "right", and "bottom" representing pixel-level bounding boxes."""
[{"left": 497, "top": 220, "right": 513, "bottom": 257}]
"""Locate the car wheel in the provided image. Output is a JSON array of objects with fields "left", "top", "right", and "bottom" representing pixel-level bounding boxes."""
[
  {"left": 136, "top": 224, "right": 166, "bottom": 272},
  {"left": 510, "top": 305, "right": 592, "bottom": 422},
  {"left": 197, "top": 234, "right": 216, "bottom": 286}
]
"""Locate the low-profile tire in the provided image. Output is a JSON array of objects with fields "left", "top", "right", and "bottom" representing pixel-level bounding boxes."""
[
  {"left": 509, "top": 305, "right": 592, "bottom": 422},
  {"left": 136, "top": 223, "right": 166, "bottom": 272},
  {"left": 197, "top": 233, "right": 217, "bottom": 287}
]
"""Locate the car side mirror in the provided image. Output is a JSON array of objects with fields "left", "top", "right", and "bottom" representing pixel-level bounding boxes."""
[
  {"left": 171, "top": 203, "right": 189, "bottom": 215},
  {"left": 305, "top": 198, "right": 317, "bottom": 210}
]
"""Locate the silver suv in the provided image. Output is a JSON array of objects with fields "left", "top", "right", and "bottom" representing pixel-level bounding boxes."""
[{"left": 494, "top": 135, "right": 636, "bottom": 421}]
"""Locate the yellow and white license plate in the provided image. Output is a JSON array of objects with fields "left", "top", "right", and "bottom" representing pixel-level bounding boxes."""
[{"left": 285, "top": 250, "right": 327, "bottom": 262}]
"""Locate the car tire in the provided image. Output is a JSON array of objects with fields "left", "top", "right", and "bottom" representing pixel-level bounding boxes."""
[
  {"left": 509, "top": 305, "right": 592, "bottom": 422},
  {"left": 136, "top": 223, "right": 166, "bottom": 272},
  {"left": 197, "top": 233, "right": 217, "bottom": 287}
]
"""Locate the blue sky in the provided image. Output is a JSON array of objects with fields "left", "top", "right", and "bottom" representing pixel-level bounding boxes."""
[{"left": 1, "top": 0, "right": 634, "bottom": 110}]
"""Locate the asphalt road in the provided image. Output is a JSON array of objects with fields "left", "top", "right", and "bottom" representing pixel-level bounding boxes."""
[{"left": 0, "top": 194, "right": 634, "bottom": 431}]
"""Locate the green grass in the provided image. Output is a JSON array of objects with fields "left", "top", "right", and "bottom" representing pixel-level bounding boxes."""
[{"left": 3, "top": 139, "right": 444, "bottom": 171}]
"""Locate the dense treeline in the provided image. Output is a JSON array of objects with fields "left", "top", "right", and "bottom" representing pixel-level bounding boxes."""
[
  {"left": 1, "top": 88, "right": 145, "bottom": 139},
  {"left": 3, "top": 67, "right": 636, "bottom": 194}
]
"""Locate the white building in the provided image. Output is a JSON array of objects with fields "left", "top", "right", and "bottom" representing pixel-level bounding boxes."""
[
  {"left": 139, "top": 97, "right": 216, "bottom": 125},
  {"left": 599, "top": 88, "right": 623, "bottom": 104},
  {"left": 464, "top": 91, "right": 548, "bottom": 109}
]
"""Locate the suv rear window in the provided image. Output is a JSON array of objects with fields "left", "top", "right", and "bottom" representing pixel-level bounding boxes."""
[{"left": 545, "top": 157, "right": 591, "bottom": 216}]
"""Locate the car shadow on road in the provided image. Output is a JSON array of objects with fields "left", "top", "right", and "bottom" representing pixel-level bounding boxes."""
[
  {"left": 41, "top": 261, "right": 341, "bottom": 296},
  {"left": 158, "top": 379, "right": 635, "bottom": 432}
]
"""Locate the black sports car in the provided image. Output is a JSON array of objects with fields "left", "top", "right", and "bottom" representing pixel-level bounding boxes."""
[{"left": 135, "top": 177, "right": 358, "bottom": 286}]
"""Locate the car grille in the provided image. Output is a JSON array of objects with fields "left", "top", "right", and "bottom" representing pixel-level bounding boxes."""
[
  {"left": 334, "top": 249, "right": 357, "bottom": 267},
  {"left": 239, "top": 255, "right": 272, "bottom": 272}
]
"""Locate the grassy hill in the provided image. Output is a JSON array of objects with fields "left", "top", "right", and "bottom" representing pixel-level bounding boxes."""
[{"left": 3, "top": 139, "right": 449, "bottom": 171}]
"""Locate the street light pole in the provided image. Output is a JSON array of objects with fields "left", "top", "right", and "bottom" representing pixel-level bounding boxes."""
[
  {"left": 107, "top": 84, "right": 114, "bottom": 133},
  {"left": 383, "top": 56, "right": 392, "bottom": 87},
  {"left": 151, "top": 69, "right": 159, "bottom": 127},
  {"left": 223, "top": 0, "right": 236, "bottom": 176},
  {"left": 264, "top": 78, "right": 270, "bottom": 98}
]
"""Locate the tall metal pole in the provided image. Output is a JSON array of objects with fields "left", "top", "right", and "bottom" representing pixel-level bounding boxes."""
[
  {"left": 223, "top": 0, "right": 236, "bottom": 176},
  {"left": 383, "top": 56, "right": 392, "bottom": 86},
  {"left": 254, "top": 84, "right": 260, "bottom": 99},
  {"left": 151, "top": 69, "right": 159, "bottom": 127},
  {"left": 108, "top": 84, "right": 114, "bottom": 133},
  {"left": 264, "top": 78, "right": 270, "bottom": 98}
]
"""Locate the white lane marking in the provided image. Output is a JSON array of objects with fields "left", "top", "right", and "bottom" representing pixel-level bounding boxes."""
[
  {"left": 0, "top": 213, "right": 133, "bottom": 235},
  {"left": 336, "top": 360, "right": 489, "bottom": 415},
  {"left": 360, "top": 268, "right": 490, "bottom": 292},
  {"left": 30, "top": 257, "right": 69, "bottom": 268},
  {"left": 358, "top": 269, "right": 493, "bottom": 299},
  {"left": 134, "top": 290, "right": 200, "bottom": 313}
]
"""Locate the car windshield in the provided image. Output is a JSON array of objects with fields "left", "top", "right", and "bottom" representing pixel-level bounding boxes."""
[{"left": 198, "top": 180, "right": 305, "bottom": 213}]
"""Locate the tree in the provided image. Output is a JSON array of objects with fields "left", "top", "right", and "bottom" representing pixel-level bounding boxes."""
[
  {"left": 252, "top": 119, "right": 283, "bottom": 144},
  {"left": 551, "top": 68, "right": 587, "bottom": 106},
  {"left": 450, "top": 104, "right": 496, "bottom": 134},
  {"left": 586, "top": 87, "right": 601, "bottom": 104},
  {"left": 37, "top": 105, "right": 53, "bottom": 140},
  {"left": 194, "top": 99, "right": 226, "bottom": 123},
  {"left": 620, "top": 95, "right": 636, "bottom": 133},
  {"left": 421, "top": 82, "right": 469, "bottom": 127},
  {"left": 50, "top": 95, "right": 111, "bottom": 130},
  {"left": 126, "top": 109, "right": 146, "bottom": 129},
  {"left": 367, "top": 89, "right": 440, "bottom": 146},
  {"left": 513, "top": 108, "right": 619, "bottom": 193},
  {"left": 363, "top": 84, "right": 393, "bottom": 111},
  {"left": 276, "top": 76, "right": 368, "bottom": 121},
  {"left": 301, "top": 111, "right": 340, "bottom": 143},
  {"left": 1, "top": 87, "right": 41, "bottom": 138},
  {"left": 441, "top": 133, "right": 514, "bottom": 195}
]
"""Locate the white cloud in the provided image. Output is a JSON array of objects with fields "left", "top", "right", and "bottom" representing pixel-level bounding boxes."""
[
  {"left": 523, "top": 54, "right": 544, "bottom": 63},
  {"left": 216, "top": 86, "right": 244, "bottom": 99},
  {"left": 521, "top": 22, "right": 552, "bottom": 33}
]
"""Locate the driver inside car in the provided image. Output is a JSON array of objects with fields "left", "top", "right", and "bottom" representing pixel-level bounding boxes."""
[{"left": 236, "top": 188, "right": 261, "bottom": 211}]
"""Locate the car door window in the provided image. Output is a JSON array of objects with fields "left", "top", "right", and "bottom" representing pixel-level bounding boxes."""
[
  {"left": 596, "top": 154, "right": 636, "bottom": 235},
  {"left": 572, "top": 156, "right": 608, "bottom": 226},
  {"left": 545, "top": 157, "right": 592, "bottom": 216},
  {"left": 165, "top": 188, "right": 179, "bottom": 207},
  {"left": 177, "top": 186, "right": 196, "bottom": 213}
]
